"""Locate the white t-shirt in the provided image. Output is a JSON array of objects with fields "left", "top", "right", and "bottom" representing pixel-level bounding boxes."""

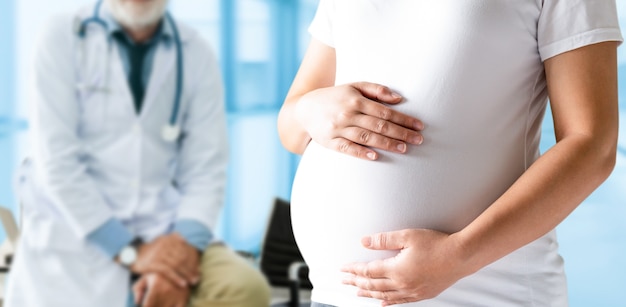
[{"left": 290, "top": 1, "right": 622, "bottom": 306}]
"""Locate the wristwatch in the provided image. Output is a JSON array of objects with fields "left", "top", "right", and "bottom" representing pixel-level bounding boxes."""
[{"left": 118, "top": 238, "right": 143, "bottom": 268}]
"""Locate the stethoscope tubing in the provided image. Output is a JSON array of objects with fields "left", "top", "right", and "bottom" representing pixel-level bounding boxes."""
[{"left": 165, "top": 12, "right": 182, "bottom": 128}]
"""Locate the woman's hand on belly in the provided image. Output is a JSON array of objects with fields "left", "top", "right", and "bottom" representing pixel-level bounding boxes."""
[
  {"left": 340, "top": 229, "right": 471, "bottom": 306},
  {"left": 296, "top": 82, "right": 424, "bottom": 160}
]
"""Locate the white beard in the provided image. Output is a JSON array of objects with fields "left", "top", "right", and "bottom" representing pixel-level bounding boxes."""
[{"left": 106, "top": 0, "right": 169, "bottom": 31}]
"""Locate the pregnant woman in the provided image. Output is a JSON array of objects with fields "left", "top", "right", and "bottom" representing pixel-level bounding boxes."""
[{"left": 278, "top": 1, "right": 622, "bottom": 306}]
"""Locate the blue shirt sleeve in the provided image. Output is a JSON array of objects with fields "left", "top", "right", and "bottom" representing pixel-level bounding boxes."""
[
  {"left": 87, "top": 218, "right": 134, "bottom": 259},
  {"left": 174, "top": 219, "right": 213, "bottom": 252}
]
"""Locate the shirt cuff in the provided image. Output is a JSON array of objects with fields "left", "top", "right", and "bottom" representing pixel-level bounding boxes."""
[
  {"left": 174, "top": 219, "right": 213, "bottom": 251},
  {"left": 87, "top": 218, "right": 134, "bottom": 259}
]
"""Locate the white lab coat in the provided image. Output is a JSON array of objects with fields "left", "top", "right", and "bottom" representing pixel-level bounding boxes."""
[{"left": 5, "top": 4, "right": 228, "bottom": 307}]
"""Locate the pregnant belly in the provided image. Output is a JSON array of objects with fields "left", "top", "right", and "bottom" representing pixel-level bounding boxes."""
[{"left": 291, "top": 140, "right": 524, "bottom": 284}]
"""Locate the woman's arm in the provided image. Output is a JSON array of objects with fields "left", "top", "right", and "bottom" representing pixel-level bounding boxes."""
[
  {"left": 278, "top": 38, "right": 337, "bottom": 154},
  {"left": 457, "top": 40, "right": 618, "bottom": 273},
  {"left": 277, "top": 39, "right": 424, "bottom": 160},
  {"left": 341, "top": 41, "right": 619, "bottom": 305}
]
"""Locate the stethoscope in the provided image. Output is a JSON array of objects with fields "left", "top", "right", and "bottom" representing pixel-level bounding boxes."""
[{"left": 76, "top": 0, "right": 183, "bottom": 142}]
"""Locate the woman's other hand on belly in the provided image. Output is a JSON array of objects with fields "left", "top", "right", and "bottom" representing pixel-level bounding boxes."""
[{"left": 340, "top": 229, "right": 472, "bottom": 306}]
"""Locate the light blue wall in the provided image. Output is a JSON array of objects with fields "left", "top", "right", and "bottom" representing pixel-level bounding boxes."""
[
  {"left": 178, "top": 0, "right": 305, "bottom": 253},
  {"left": 0, "top": 0, "right": 16, "bottom": 233}
]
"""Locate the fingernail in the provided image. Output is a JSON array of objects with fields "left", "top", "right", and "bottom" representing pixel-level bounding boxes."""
[
  {"left": 391, "top": 92, "right": 402, "bottom": 99},
  {"left": 362, "top": 236, "right": 372, "bottom": 247},
  {"left": 411, "top": 136, "right": 423, "bottom": 145},
  {"left": 366, "top": 152, "right": 377, "bottom": 160},
  {"left": 396, "top": 143, "right": 406, "bottom": 153},
  {"left": 415, "top": 121, "right": 424, "bottom": 130}
]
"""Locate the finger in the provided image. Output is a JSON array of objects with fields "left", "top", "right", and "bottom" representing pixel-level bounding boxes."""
[
  {"left": 359, "top": 290, "right": 422, "bottom": 304},
  {"left": 132, "top": 278, "right": 148, "bottom": 305},
  {"left": 362, "top": 231, "right": 408, "bottom": 251},
  {"left": 351, "top": 82, "right": 404, "bottom": 104},
  {"left": 164, "top": 253, "right": 190, "bottom": 273},
  {"left": 382, "top": 298, "right": 420, "bottom": 307},
  {"left": 356, "top": 289, "right": 403, "bottom": 302},
  {"left": 153, "top": 254, "right": 197, "bottom": 285},
  {"left": 166, "top": 253, "right": 200, "bottom": 285},
  {"left": 188, "top": 265, "right": 201, "bottom": 285},
  {"left": 161, "top": 244, "right": 200, "bottom": 280},
  {"left": 328, "top": 138, "right": 379, "bottom": 160},
  {"left": 340, "top": 259, "right": 388, "bottom": 279},
  {"left": 357, "top": 99, "right": 424, "bottom": 131},
  {"left": 142, "top": 286, "right": 156, "bottom": 307},
  {"left": 352, "top": 114, "right": 424, "bottom": 146},
  {"left": 341, "top": 126, "right": 415, "bottom": 154},
  {"left": 153, "top": 264, "right": 188, "bottom": 288},
  {"left": 175, "top": 250, "right": 201, "bottom": 283},
  {"left": 174, "top": 265, "right": 198, "bottom": 285},
  {"left": 342, "top": 274, "right": 395, "bottom": 291}
]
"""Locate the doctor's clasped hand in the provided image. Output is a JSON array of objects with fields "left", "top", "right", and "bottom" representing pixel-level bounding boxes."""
[{"left": 125, "top": 233, "right": 201, "bottom": 288}]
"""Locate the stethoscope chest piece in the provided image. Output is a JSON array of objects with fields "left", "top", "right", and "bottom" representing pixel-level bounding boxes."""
[{"left": 162, "top": 124, "right": 181, "bottom": 142}]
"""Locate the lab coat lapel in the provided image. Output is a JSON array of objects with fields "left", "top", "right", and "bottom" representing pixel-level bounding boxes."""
[
  {"left": 141, "top": 43, "right": 176, "bottom": 118},
  {"left": 110, "top": 42, "right": 137, "bottom": 119}
]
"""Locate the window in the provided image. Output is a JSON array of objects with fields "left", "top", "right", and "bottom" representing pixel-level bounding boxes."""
[
  {"left": 171, "top": 0, "right": 319, "bottom": 253},
  {"left": 0, "top": 0, "right": 18, "bottom": 244}
]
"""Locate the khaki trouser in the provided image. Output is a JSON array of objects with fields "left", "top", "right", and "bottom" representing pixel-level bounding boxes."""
[{"left": 188, "top": 243, "right": 271, "bottom": 307}]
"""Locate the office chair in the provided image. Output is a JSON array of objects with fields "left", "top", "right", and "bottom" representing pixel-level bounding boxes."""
[
  {"left": 0, "top": 205, "right": 19, "bottom": 307},
  {"left": 260, "top": 198, "right": 312, "bottom": 307},
  {"left": 0, "top": 206, "right": 18, "bottom": 273}
]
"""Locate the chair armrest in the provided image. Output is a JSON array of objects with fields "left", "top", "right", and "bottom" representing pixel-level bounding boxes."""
[
  {"left": 287, "top": 261, "right": 309, "bottom": 307},
  {"left": 288, "top": 261, "right": 308, "bottom": 282},
  {"left": 0, "top": 254, "right": 13, "bottom": 273}
]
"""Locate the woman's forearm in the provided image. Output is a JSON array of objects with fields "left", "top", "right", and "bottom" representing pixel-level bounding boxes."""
[{"left": 455, "top": 131, "right": 616, "bottom": 274}]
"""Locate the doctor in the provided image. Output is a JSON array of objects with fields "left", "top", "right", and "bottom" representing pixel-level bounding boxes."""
[{"left": 6, "top": 0, "right": 270, "bottom": 306}]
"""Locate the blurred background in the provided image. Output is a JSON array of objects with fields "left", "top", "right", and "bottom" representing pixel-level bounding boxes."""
[{"left": 0, "top": 1, "right": 624, "bottom": 305}]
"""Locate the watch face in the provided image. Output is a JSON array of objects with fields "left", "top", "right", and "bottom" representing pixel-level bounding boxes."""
[{"left": 120, "top": 246, "right": 137, "bottom": 266}]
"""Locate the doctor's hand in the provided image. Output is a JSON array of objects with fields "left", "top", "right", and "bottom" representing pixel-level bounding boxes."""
[
  {"left": 133, "top": 273, "right": 191, "bottom": 307},
  {"left": 295, "top": 82, "right": 424, "bottom": 160},
  {"left": 341, "top": 229, "right": 472, "bottom": 306},
  {"left": 131, "top": 234, "right": 201, "bottom": 288}
]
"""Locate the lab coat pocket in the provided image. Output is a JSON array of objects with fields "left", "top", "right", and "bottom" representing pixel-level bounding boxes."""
[
  {"left": 77, "top": 86, "right": 109, "bottom": 135},
  {"left": 23, "top": 214, "right": 85, "bottom": 253}
]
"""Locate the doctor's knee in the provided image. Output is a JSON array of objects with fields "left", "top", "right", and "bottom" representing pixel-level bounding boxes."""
[{"left": 189, "top": 245, "right": 271, "bottom": 307}]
